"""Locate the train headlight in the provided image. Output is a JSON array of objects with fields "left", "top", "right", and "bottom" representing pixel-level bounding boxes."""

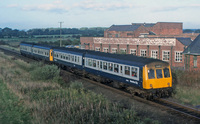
[
  {"left": 150, "top": 84, "right": 153, "bottom": 88},
  {"left": 167, "top": 83, "right": 170, "bottom": 86}
]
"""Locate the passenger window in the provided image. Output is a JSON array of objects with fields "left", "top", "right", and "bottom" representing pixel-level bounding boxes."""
[
  {"left": 100, "top": 61, "right": 103, "bottom": 69},
  {"left": 120, "top": 66, "right": 123, "bottom": 73},
  {"left": 75, "top": 56, "right": 77, "bottom": 62},
  {"left": 108, "top": 63, "right": 113, "bottom": 71},
  {"left": 77, "top": 57, "right": 79, "bottom": 63},
  {"left": 68, "top": 55, "right": 71, "bottom": 60},
  {"left": 88, "top": 59, "right": 92, "bottom": 66},
  {"left": 63, "top": 55, "right": 65, "bottom": 59},
  {"left": 93, "top": 60, "right": 96, "bottom": 67},
  {"left": 66, "top": 55, "right": 68, "bottom": 60},
  {"left": 156, "top": 69, "right": 163, "bottom": 79},
  {"left": 71, "top": 56, "right": 74, "bottom": 61},
  {"left": 125, "top": 66, "right": 130, "bottom": 76},
  {"left": 103, "top": 62, "right": 107, "bottom": 70},
  {"left": 114, "top": 64, "right": 119, "bottom": 73},
  {"left": 163, "top": 68, "right": 170, "bottom": 78},
  {"left": 97, "top": 61, "right": 100, "bottom": 68},
  {"left": 131, "top": 67, "right": 138, "bottom": 77},
  {"left": 148, "top": 69, "right": 155, "bottom": 79}
]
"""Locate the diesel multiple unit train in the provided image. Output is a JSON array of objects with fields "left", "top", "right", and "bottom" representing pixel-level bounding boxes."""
[{"left": 20, "top": 42, "right": 173, "bottom": 99}]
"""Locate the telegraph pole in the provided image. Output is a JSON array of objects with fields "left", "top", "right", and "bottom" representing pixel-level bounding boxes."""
[{"left": 58, "top": 22, "right": 64, "bottom": 47}]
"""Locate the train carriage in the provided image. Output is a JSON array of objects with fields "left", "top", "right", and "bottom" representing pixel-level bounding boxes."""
[
  {"left": 53, "top": 47, "right": 85, "bottom": 70},
  {"left": 84, "top": 51, "right": 143, "bottom": 88},
  {"left": 84, "top": 51, "right": 172, "bottom": 97},
  {"left": 20, "top": 42, "right": 33, "bottom": 56},
  {"left": 32, "top": 44, "right": 53, "bottom": 61}
]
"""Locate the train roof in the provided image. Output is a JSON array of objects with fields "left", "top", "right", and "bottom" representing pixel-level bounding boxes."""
[
  {"left": 53, "top": 47, "right": 86, "bottom": 55},
  {"left": 33, "top": 44, "right": 52, "bottom": 50},
  {"left": 85, "top": 50, "right": 168, "bottom": 66},
  {"left": 19, "top": 42, "right": 168, "bottom": 66},
  {"left": 20, "top": 42, "right": 34, "bottom": 46}
]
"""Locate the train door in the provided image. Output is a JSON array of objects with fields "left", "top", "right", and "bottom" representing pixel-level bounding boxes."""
[
  {"left": 119, "top": 65, "right": 123, "bottom": 76},
  {"left": 49, "top": 49, "right": 53, "bottom": 61},
  {"left": 97, "top": 60, "right": 100, "bottom": 70}
]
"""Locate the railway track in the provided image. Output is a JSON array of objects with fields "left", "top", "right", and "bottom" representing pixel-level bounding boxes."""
[{"left": 1, "top": 45, "right": 200, "bottom": 123}]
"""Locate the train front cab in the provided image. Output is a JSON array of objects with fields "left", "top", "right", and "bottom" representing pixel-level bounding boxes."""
[{"left": 142, "top": 62, "right": 172, "bottom": 90}]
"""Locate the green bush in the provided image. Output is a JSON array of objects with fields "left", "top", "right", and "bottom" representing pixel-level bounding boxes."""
[
  {"left": 69, "top": 81, "right": 83, "bottom": 89},
  {"left": 30, "top": 64, "right": 60, "bottom": 81}
]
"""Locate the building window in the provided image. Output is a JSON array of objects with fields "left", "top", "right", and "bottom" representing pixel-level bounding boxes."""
[
  {"left": 112, "top": 48, "right": 117, "bottom": 53},
  {"left": 127, "top": 33, "right": 133, "bottom": 36},
  {"left": 194, "top": 56, "right": 197, "bottom": 68},
  {"left": 95, "top": 47, "right": 100, "bottom": 51},
  {"left": 108, "top": 34, "right": 112, "bottom": 38},
  {"left": 130, "top": 49, "right": 136, "bottom": 55},
  {"left": 120, "top": 48, "right": 126, "bottom": 54},
  {"left": 140, "top": 49, "right": 147, "bottom": 57},
  {"left": 175, "top": 51, "right": 182, "bottom": 62},
  {"left": 115, "top": 34, "right": 119, "bottom": 38},
  {"left": 103, "top": 48, "right": 108, "bottom": 53},
  {"left": 162, "top": 51, "right": 170, "bottom": 61},
  {"left": 151, "top": 50, "right": 158, "bottom": 59}
]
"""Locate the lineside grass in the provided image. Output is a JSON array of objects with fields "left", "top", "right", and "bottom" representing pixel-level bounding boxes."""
[
  {"left": 0, "top": 79, "right": 31, "bottom": 123},
  {"left": 0, "top": 52, "right": 159, "bottom": 123},
  {"left": 172, "top": 69, "right": 200, "bottom": 106}
]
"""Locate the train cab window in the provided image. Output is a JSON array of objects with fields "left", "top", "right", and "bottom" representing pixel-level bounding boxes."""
[
  {"left": 131, "top": 67, "right": 138, "bottom": 77},
  {"left": 93, "top": 60, "right": 96, "bottom": 67},
  {"left": 125, "top": 66, "right": 130, "bottom": 76},
  {"left": 100, "top": 61, "right": 103, "bottom": 69},
  {"left": 103, "top": 62, "right": 107, "bottom": 70},
  {"left": 156, "top": 69, "right": 163, "bottom": 79},
  {"left": 163, "top": 68, "right": 170, "bottom": 78},
  {"left": 148, "top": 69, "right": 155, "bottom": 79},
  {"left": 114, "top": 64, "right": 119, "bottom": 73},
  {"left": 108, "top": 63, "right": 113, "bottom": 71}
]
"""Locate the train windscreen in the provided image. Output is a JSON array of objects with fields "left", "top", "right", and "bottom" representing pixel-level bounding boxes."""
[{"left": 148, "top": 67, "right": 170, "bottom": 79}]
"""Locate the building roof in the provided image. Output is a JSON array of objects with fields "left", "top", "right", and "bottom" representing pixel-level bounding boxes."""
[
  {"left": 183, "top": 34, "right": 200, "bottom": 55},
  {"left": 176, "top": 38, "right": 192, "bottom": 46},
  {"left": 132, "top": 23, "right": 156, "bottom": 27},
  {"left": 107, "top": 25, "right": 140, "bottom": 31}
]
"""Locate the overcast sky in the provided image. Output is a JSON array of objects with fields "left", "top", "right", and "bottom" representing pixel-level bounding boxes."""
[{"left": 0, "top": 0, "right": 200, "bottom": 29}]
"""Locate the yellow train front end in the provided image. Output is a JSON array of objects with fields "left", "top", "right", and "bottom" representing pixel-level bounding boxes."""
[{"left": 143, "top": 61, "right": 173, "bottom": 97}]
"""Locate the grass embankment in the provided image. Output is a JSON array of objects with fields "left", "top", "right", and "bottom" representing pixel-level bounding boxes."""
[
  {"left": 0, "top": 52, "right": 157, "bottom": 123},
  {"left": 0, "top": 79, "right": 30, "bottom": 123},
  {"left": 172, "top": 69, "right": 200, "bottom": 106}
]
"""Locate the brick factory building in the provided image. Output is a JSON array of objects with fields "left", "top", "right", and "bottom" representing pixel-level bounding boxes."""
[
  {"left": 183, "top": 34, "right": 200, "bottom": 71},
  {"left": 80, "top": 22, "right": 199, "bottom": 69}
]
